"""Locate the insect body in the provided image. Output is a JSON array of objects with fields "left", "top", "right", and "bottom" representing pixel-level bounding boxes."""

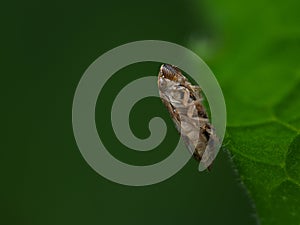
[{"left": 157, "top": 64, "right": 217, "bottom": 169}]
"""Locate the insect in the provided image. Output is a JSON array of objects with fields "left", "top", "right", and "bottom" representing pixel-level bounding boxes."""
[{"left": 157, "top": 64, "right": 218, "bottom": 169}]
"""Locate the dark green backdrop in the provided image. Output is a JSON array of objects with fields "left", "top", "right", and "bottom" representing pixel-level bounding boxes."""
[{"left": 6, "top": 0, "right": 256, "bottom": 224}]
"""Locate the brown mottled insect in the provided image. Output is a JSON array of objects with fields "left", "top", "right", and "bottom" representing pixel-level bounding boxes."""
[{"left": 157, "top": 64, "right": 218, "bottom": 169}]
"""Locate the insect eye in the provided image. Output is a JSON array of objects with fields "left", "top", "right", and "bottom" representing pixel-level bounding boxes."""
[{"left": 160, "top": 64, "right": 178, "bottom": 80}]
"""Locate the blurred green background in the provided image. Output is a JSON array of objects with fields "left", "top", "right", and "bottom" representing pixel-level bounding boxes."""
[{"left": 6, "top": 0, "right": 299, "bottom": 224}]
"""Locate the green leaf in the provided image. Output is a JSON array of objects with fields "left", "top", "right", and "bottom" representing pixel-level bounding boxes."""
[{"left": 191, "top": 0, "right": 300, "bottom": 224}]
